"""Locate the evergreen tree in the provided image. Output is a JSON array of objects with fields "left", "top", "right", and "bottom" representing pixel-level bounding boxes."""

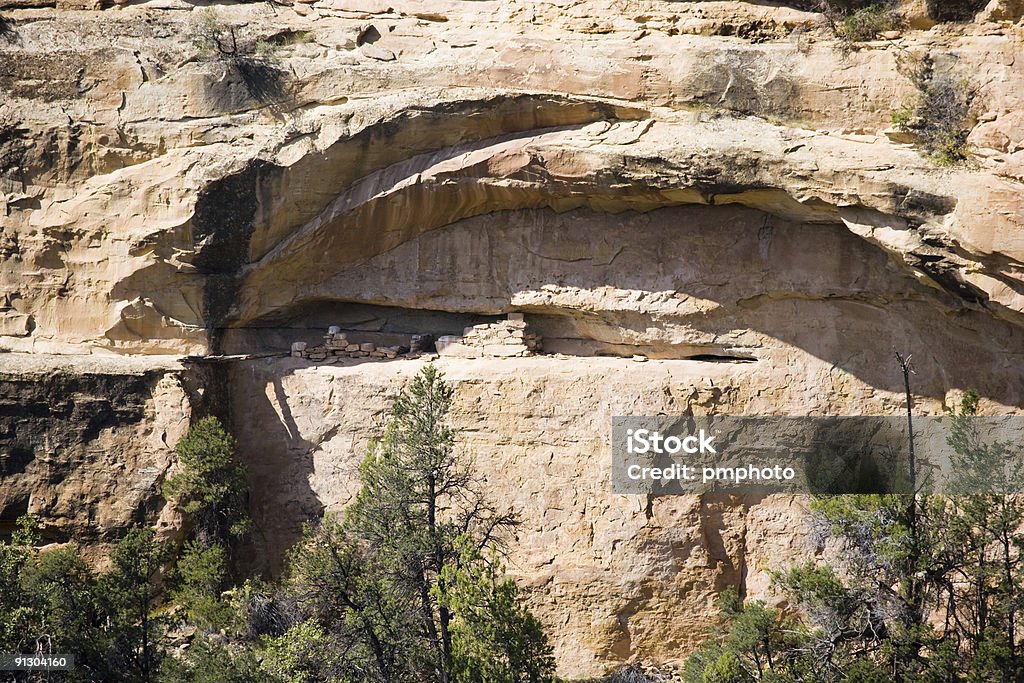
[
  {"left": 442, "top": 537, "right": 557, "bottom": 683},
  {"left": 270, "top": 366, "right": 552, "bottom": 683},
  {"left": 103, "top": 527, "right": 172, "bottom": 683},
  {"left": 163, "top": 416, "right": 250, "bottom": 547}
]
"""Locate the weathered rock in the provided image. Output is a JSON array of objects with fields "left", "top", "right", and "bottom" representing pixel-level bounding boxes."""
[
  {"left": 0, "top": 312, "right": 31, "bottom": 336},
  {"left": 435, "top": 335, "right": 481, "bottom": 359},
  {"left": 0, "top": 355, "right": 190, "bottom": 561},
  {"left": 482, "top": 343, "right": 527, "bottom": 358},
  {"left": 0, "top": 1, "right": 1022, "bottom": 679}
]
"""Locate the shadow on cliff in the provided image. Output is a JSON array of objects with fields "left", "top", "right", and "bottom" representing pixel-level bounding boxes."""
[
  {"left": 239, "top": 204, "right": 1024, "bottom": 408},
  {"left": 227, "top": 362, "right": 326, "bottom": 576}
]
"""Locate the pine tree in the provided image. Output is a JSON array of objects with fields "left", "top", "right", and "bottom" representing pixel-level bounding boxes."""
[{"left": 270, "top": 366, "right": 552, "bottom": 683}]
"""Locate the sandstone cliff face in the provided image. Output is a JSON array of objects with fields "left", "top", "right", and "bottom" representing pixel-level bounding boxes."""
[
  {"left": 227, "top": 355, "right": 885, "bottom": 675},
  {"left": 1, "top": 0, "right": 1023, "bottom": 678},
  {"left": 0, "top": 0, "right": 1022, "bottom": 357},
  {"left": 0, "top": 355, "right": 190, "bottom": 559}
]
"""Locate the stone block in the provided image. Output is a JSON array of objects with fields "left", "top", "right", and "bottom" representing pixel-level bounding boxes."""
[
  {"left": 359, "top": 342, "right": 376, "bottom": 353},
  {"left": 436, "top": 335, "right": 482, "bottom": 358},
  {"left": 346, "top": 344, "right": 360, "bottom": 352},
  {"left": 0, "top": 312, "right": 31, "bottom": 337},
  {"left": 483, "top": 344, "right": 528, "bottom": 357}
]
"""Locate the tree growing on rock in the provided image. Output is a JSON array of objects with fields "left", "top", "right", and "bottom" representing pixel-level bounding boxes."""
[
  {"left": 163, "top": 415, "right": 250, "bottom": 548},
  {"left": 188, "top": 8, "right": 290, "bottom": 107},
  {"left": 891, "top": 54, "right": 976, "bottom": 165},
  {"left": 266, "top": 366, "right": 555, "bottom": 683}
]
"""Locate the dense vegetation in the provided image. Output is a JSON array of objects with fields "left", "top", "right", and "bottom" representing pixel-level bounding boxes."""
[
  {"left": 682, "top": 390, "right": 1024, "bottom": 682},
  {"left": 0, "top": 368, "right": 556, "bottom": 683},
  {"left": 892, "top": 54, "right": 975, "bottom": 165}
]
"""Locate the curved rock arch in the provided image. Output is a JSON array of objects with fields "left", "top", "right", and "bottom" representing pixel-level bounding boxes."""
[{"left": 194, "top": 95, "right": 1023, "bottom": 403}]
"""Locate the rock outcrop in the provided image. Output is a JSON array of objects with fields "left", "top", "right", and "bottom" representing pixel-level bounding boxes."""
[
  {"left": 0, "top": 354, "right": 190, "bottom": 561},
  {"left": 1, "top": 0, "right": 1023, "bottom": 678}
]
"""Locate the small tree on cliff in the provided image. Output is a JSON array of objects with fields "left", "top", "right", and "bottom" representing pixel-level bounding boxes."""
[
  {"left": 164, "top": 416, "right": 250, "bottom": 547},
  {"left": 268, "top": 366, "right": 555, "bottom": 683},
  {"left": 684, "top": 358, "right": 1024, "bottom": 681}
]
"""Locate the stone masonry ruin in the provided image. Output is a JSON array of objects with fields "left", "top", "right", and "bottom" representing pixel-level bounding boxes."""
[{"left": 291, "top": 314, "right": 543, "bottom": 363}]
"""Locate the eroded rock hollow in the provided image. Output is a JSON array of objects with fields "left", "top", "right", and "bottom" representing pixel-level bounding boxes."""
[{"left": 1, "top": 0, "right": 1023, "bottom": 677}]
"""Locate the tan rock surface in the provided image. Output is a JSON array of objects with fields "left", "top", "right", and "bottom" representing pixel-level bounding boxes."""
[
  {"left": 0, "top": 354, "right": 190, "bottom": 562},
  {"left": 230, "top": 353, "right": 1004, "bottom": 678},
  {"left": 0, "top": 0, "right": 1023, "bottom": 678},
  {"left": 0, "top": 2, "right": 1021, "bottom": 355}
]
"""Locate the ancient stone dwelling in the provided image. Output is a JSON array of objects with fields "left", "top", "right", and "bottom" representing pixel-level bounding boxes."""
[
  {"left": 291, "top": 314, "right": 543, "bottom": 362},
  {"left": 0, "top": 0, "right": 1022, "bottom": 678}
]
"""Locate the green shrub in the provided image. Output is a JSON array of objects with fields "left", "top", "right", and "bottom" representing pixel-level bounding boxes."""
[
  {"left": 892, "top": 54, "right": 975, "bottom": 164},
  {"left": 169, "top": 541, "right": 233, "bottom": 630},
  {"left": 838, "top": 3, "right": 903, "bottom": 41},
  {"left": 188, "top": 8, "right": 289, "bottom": 106}
]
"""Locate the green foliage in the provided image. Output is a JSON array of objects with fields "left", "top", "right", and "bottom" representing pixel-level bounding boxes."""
[
  {"left": 104, "top": 527, "right": 174, "bottom": 683},
  {"left": 20, "top": 546, "right": 107, "bottom": 666},
  {"left": 0, "top": 520, "right": 174, "bottom": 682},
  {"left": 935, "top": 392, "right": 1024, "bottom": 680},
  {"left": 838, "top": 4, "right": 902, "bottom": 42},
  {"left": 164, "top": 416, "right": 250, "bottom": 545},
  {"left": 682, "top": 587, "right": 811, "bottom": 683},
  {"left": 159, "top": 636, "right": 268, "bottom": 683},
  {"left": 812, "top": 1, "right": 902, "bottom": 48},
  {"left": 892, "top": 54, "right": 975, "bottom": 164},
  {"left": 259, "top": 620, "right": 338, "bottom": 683},
  {"left": 169, "top": 541, "right": 233, "bottom": 630},
  {"left": 0, "top": 523, "right": 33, "bottom": 650},
  {"left": 272, "top": 366, "right": 545, "bottom": 683},
  {"left": 442, "top": 538, "right": 557, "bottom": 683},
  {"left": 188, "top": 7, "right": 289, "bottom": 106},
  {"left": 279, "top": 513, "right": 419, "bottom": 682}
]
